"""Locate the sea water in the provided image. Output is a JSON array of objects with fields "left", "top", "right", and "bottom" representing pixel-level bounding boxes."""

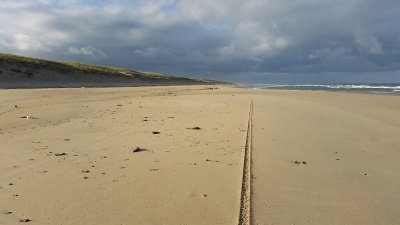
[{"left": 252, "top": 83, "right": 400, "bottom": 94}]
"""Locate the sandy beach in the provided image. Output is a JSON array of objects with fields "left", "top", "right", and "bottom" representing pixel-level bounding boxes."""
[
  {"left": 250, "top": 90, "right": 400, "bottom": 225},
  {"left": 1, "top": 86, "right": 399, "bottom": 224}
]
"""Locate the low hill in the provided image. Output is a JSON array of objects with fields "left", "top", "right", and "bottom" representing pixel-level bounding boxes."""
[{"left": 0, "top": 52, "right": 227, "bottom": 88}]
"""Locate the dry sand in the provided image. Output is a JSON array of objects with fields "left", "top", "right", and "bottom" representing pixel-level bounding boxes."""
[
  {"left": 0, "top": 86, "right": 249, "bottom": 225},
  {"left": 1, "top": 86, "right": 399, "bottom": 225}
]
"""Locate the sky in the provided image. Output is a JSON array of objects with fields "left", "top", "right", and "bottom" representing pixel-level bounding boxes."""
[{"left": 1, "top": 0, "right": 400, "bottom": 84}]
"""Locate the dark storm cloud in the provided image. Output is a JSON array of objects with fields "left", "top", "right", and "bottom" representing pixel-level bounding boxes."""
[{"left": 1, "top": 0, "right": 400, "bottom": 83}]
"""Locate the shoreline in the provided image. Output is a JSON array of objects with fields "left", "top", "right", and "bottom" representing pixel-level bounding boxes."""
[{"left": 246, "top": 83, "right": 400, "bottom": 95}]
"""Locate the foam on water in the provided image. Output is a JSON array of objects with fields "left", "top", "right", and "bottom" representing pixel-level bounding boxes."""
[{"left": 253, "top": 83, "right": 400, "bottom": 94}]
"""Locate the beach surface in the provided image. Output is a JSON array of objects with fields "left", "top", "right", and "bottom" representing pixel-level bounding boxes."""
[
  {"left": 250, "top": 90, "right": 400, "bottom": 225},
  {"left": 1, "top": 86, "right": 399, "bottom": 224}
]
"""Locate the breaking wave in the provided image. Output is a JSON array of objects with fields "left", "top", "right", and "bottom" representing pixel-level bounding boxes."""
[{"left": 254, "top": 84, "right": 400, "bottom": 94}]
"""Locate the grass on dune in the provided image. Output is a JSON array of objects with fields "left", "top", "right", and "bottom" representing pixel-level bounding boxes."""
[{"left": 0, "top": 52, "right": 205, "bottom": 81}]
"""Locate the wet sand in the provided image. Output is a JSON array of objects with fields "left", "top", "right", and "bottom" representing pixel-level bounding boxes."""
[
  {"left": 251, "top": 90, "right": 400, "bottom": 225},
  {"left": 1, "top": 86, "right": 399, "bottom": 224}
]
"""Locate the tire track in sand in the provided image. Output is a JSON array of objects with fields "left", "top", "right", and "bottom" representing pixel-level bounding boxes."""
[{"left": 238, "top": 99, "right": 253, "bottom": 225}]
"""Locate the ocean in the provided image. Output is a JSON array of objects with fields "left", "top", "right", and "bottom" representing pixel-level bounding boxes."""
[{"left": 252, "top": 83, "right": 400, "bottom": 94}]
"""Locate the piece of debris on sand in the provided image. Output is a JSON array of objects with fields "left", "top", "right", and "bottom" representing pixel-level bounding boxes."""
[
  {"left": 188, "top": 127, "right": 202, "bottom": 130},
  {"left": 293, "top": 160, "right": 307, "bottom": 165},
  {"left": 133, "top": 147, "right": 147, "bottom": 153}
]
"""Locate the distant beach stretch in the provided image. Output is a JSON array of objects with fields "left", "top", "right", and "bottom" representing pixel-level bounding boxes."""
[{"left": 1, "top": 86, "right": 399, "bottom": 225}]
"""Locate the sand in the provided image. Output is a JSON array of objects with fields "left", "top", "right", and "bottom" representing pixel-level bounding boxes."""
[
  {"left": 1, "top": 86, "right": 399, "bottom": 224},
  {"left": 250, "top": 90, "right": 400, "bottom": 225}
]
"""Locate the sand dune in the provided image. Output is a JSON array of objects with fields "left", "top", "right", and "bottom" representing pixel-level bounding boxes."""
[
  {"left": 0, "top": 52, "right": 226, "bottom": 89},
  {"left": 1, "top": 86, "right": 399, "bottom": 224}
]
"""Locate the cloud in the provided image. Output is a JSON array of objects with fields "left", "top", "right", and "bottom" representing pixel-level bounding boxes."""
[
  {"left": 355, "top": 34, "right": 384, "bottom": 54},
  {"left": 1, "top": 0, "right": 400, "bottom": 83},
  {"left": 0, "top": 32, "right": 52, "bottom": 52},
  {"left": 65, "top": 45, "right": 107, "bottom": 58},
  {"left": 14, "top": 33, "right": 52, "bottom": 52},
  {"left": 134, "top": 47, "right": 159, "bottom": 58}
]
